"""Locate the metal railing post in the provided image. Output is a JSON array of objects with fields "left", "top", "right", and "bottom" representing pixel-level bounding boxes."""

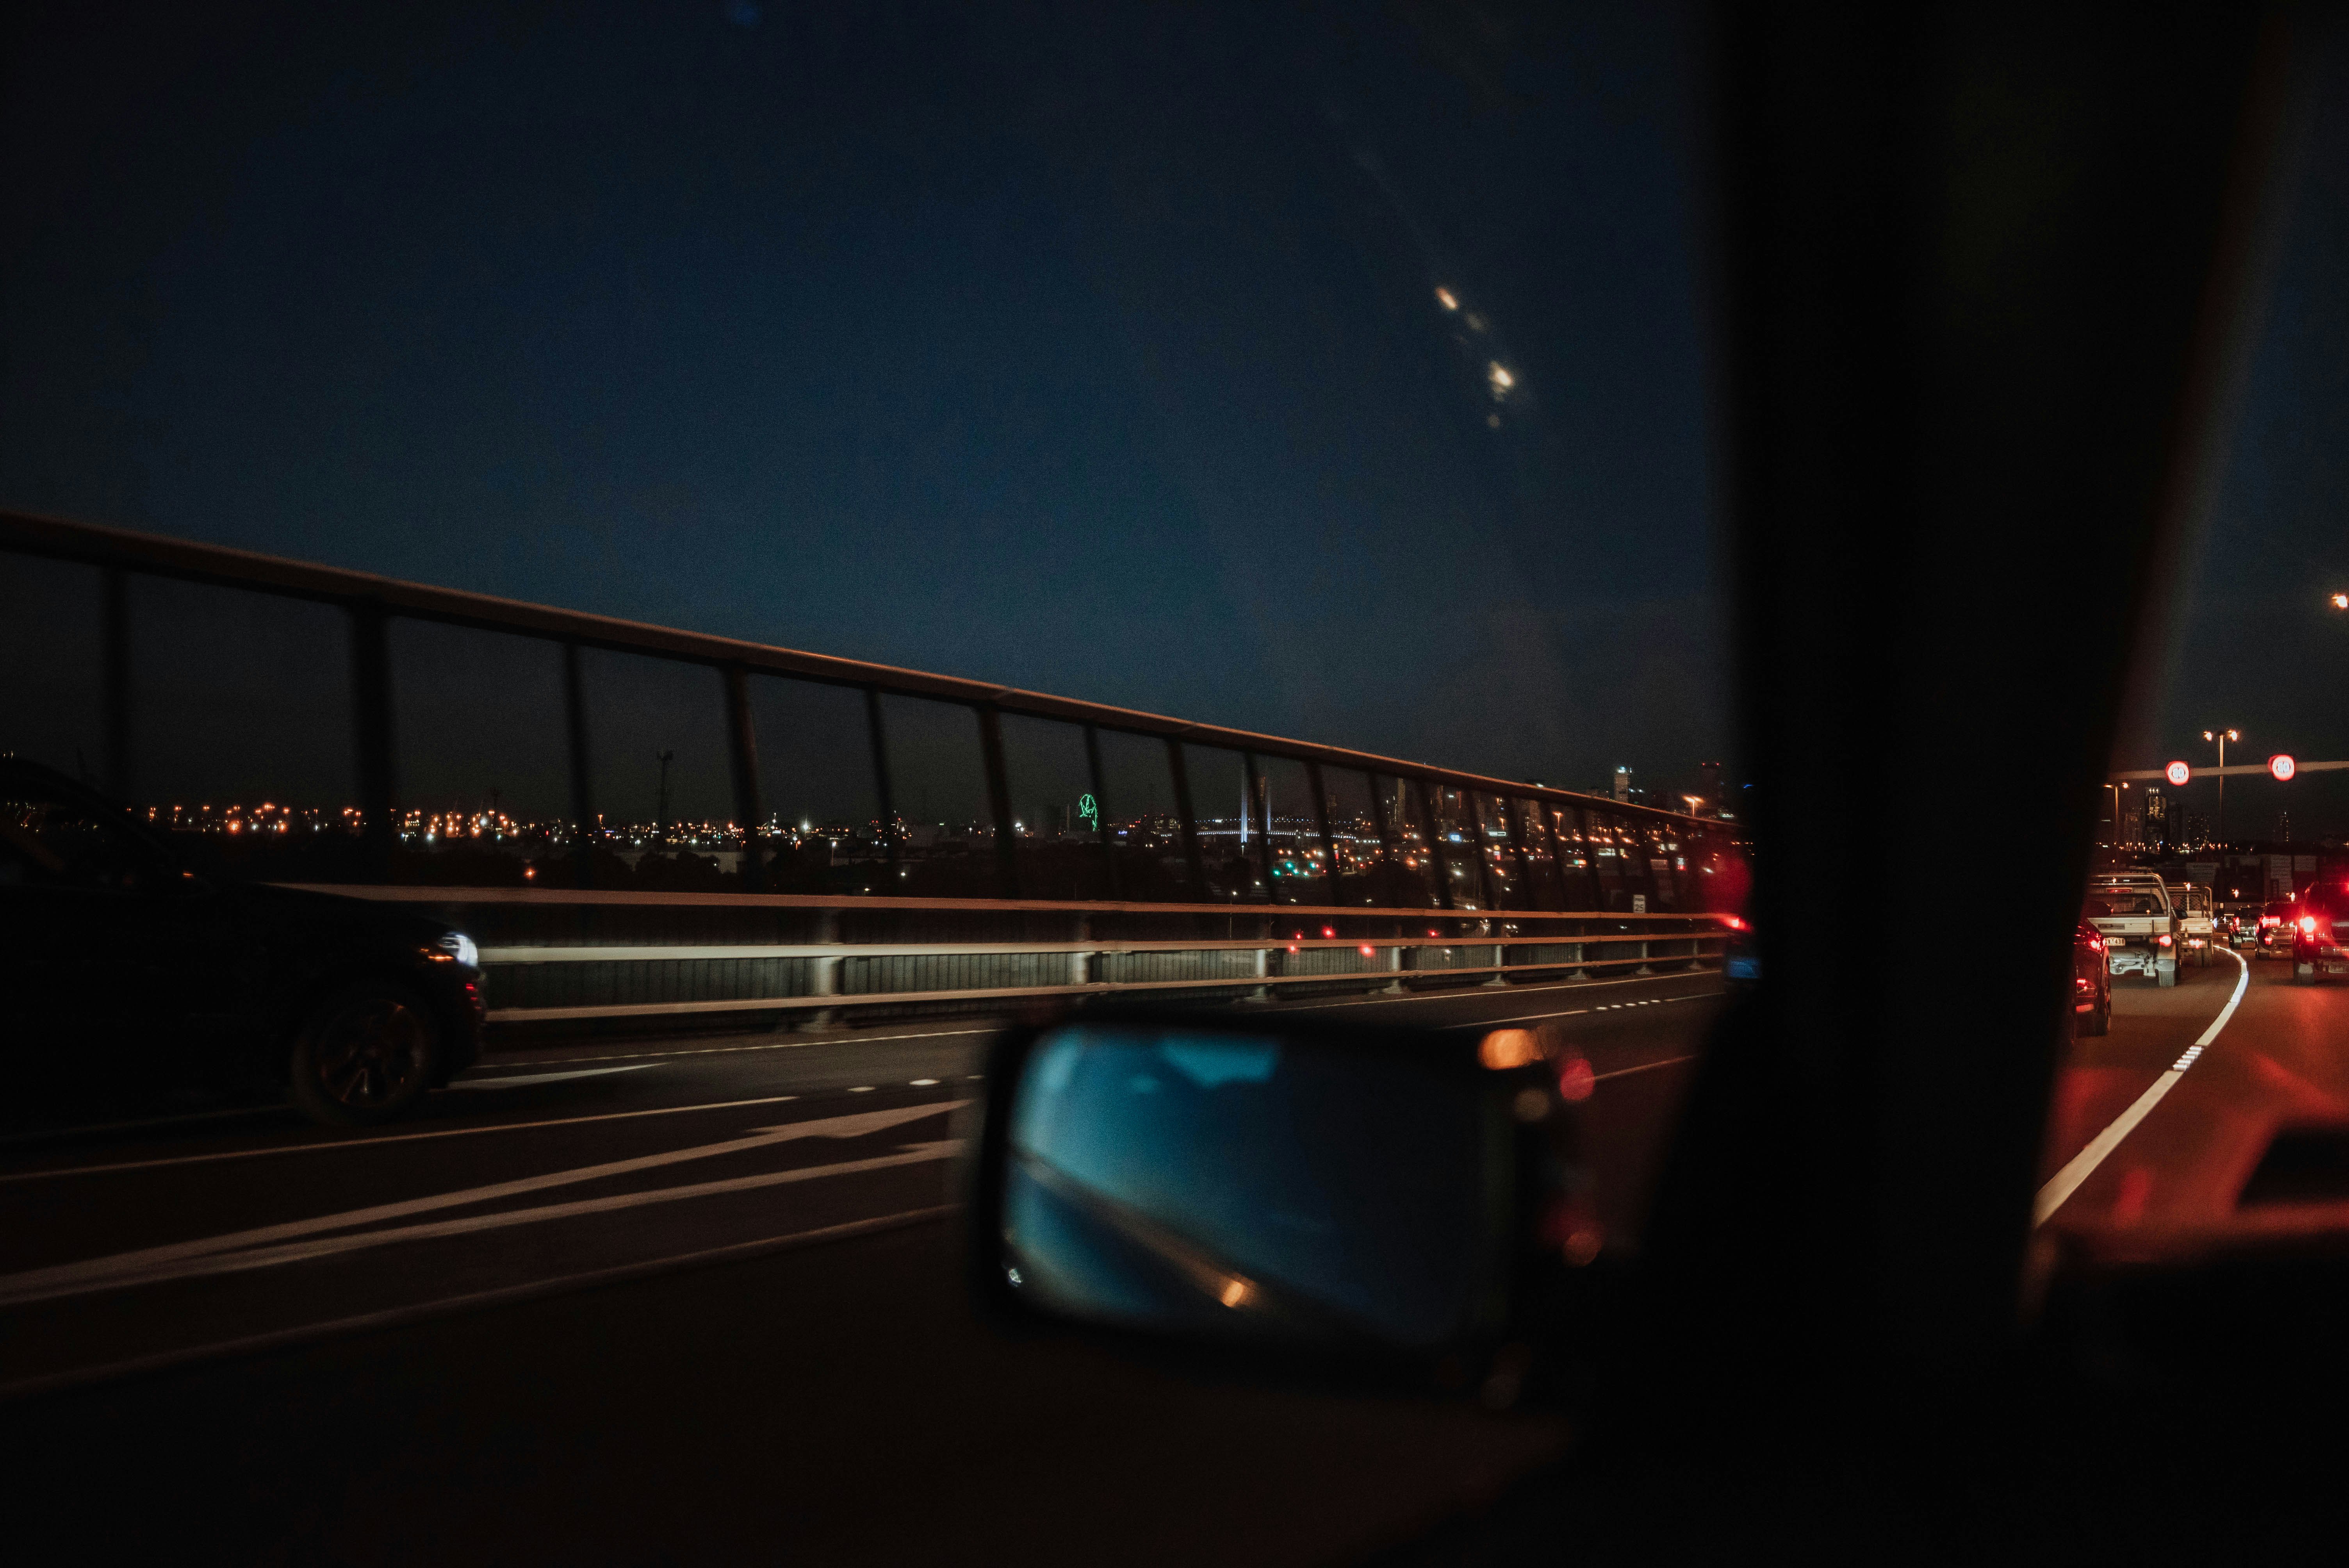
[
  {"left": 1242, "top": 751, "right": 1273, "bottom": 897},
  {"left": 1303, "top": 759, "right": 1337, "bottom": 906},
  {"left": 1167, "top": 739, "right": 1207, "bottom": 894},
  {"left": 348, "top": 600, "right": 396, "bottom": 884},
  {"left": 100, "top": 565, "right": 132, "bottom": 800},
  {"left": 722, "top": 664, "right": 768, "bottom": 893},
  {"left": 1417, "top": 780, "right": 1454, "bottom": 912},
  {"left": 977, "top": 704, "right": 1019, "bottom": 900},
  {"left": 562, "top": 642, "right": 595, "bottom": 889},
  {"left": 863, "top": 687, "right": 899, "bottom": 878},
  {"left": 808, "top": 907, "right": 841, "bottom": 1029}
]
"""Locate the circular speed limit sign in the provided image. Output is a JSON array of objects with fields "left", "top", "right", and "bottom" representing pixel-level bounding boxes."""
[
  {"left": 2164, "top": 760, "right": 2190, "bottom": 787},
  {"left": 2270, "top": 754, "right": 2297, "bottom": 782}
]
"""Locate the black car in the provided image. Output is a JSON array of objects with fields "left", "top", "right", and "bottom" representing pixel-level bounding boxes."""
[
  {"left": 0, "top": 757, "right": 484, "bottom": 1126},
  {"left": 2290, "top": 896, "right": 2349, "bottom": 984},
  {"left": 2071, "top": 920, "right": 2112, "bottom": 1039}
]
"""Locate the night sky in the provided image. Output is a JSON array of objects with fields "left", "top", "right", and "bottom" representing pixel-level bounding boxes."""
[
  {"left": 0, "top": 1, "right": 1719, "bottom": 805},
  {"left": 2129, "top": 28, "right": 2349, "bottom": 842},
  {"left": 3, "top": 4, "right": 2345, "bottom": 834}
]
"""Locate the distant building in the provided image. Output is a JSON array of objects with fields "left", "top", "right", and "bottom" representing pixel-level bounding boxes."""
[
  {"left": 2144, "top": 788, "right": 2167, "bottom": 848},
  {"left": 1613, "top": 766, "right": 1630, "bottom": 802},
  {"left": 1698, "top": 761, "right": 1723, "bottom": 817}
]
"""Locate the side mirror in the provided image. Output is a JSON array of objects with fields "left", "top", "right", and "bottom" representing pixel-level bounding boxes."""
[{"left": 967, "top": 1011, "right": 1603, "bottom": 1399}]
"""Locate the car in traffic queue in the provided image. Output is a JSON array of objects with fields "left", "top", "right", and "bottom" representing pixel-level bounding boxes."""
[
  {"left": 0, "top": 755, "right": 486, "bottom": 1126},
  {"left": 2083, "top": 874, "right": 2179, "bottom": 987},
  {"left": 2165, "top": 880, "right": 2217, "bottom": 966},
  {"left": 2258, "top": 898, "right": 2301, "bottom": 956},
  {"left": 2288, "top": 894, "right": 2349, "bottom": 984},
  {"left": 1721, "top": 914, "right": 1757, "bottom": 992},
  {"left": 2071, "top": 920, "right": 2112, "bottom": 1039}
]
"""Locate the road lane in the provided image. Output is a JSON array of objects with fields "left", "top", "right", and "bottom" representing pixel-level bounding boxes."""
[
  {"left": 2042, "top": 949, "right": 2349, "bottom": 1236},
  {"left": 0, "top": 968, "right": 1723, "bottom": 1395},
  {"left": 2035, "top": 949, "right": 2249, "bottom": 1223}
]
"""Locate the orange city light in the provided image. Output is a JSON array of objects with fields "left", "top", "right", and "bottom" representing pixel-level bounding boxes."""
[{"left": 1479, "top": 1029, "right": 1543, "bottom": 1070}]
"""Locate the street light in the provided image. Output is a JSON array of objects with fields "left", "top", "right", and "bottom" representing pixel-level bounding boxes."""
[
  {"left": 1682, "top": 794, "right": 1705, "bottom": 817},
  {"left": 2203, "top": 728, "right": 2239, "bottom": 846},
  {"left": 2331, "top": 592, "right": 2347, "bottom": 611},
  {"left": 2104, "top": 781, "right": 2130, "bottom": 857}
]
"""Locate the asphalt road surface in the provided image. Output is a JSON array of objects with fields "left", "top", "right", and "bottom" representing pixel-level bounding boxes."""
[
  {"left": 0, "top": 969, "right": 1720, "bottom": 1565},
  {"left": 2039, "top": 943, "right": 2349, "bottom": 1241}
]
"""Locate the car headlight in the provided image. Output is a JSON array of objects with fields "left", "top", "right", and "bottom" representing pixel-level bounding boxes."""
[{"left": 438, "top": 931, "right": 480, "bottom": 969}]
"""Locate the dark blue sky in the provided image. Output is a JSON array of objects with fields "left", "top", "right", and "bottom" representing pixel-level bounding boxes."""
[
  {"left": 0, "top": 1, "right": 1722, "bottom": 799},
  {"left": 2130, "top": 29, "right": 2349, "bottom": 841},
  {"left": 8, "top": 4, "right": 2345, "bottom": 831}
]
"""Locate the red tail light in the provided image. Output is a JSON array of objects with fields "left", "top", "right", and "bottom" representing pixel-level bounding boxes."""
[
  {"left": 1722, "top": 915, "right": 1747, "bottom": 930},
  {"left": 2301, "top": 915, "right": 2318, "bottom": 935},
  {"left": 2158, "top": 934, "right": 2174, "bottom": 947}
]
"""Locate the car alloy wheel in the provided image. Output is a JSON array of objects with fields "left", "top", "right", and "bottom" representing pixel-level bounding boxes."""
[
  {"left": 310, "top": 996, "right": 429, "bottom": 1108},
  {"left": 289, "top": 981, "right": 440, "bottom": 1127}
]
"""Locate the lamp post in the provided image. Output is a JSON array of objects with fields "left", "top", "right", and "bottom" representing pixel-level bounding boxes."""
[
  {"left": 2203, "top": 728, "right": 2239, "bottom": 847},
  {"left": 2104, "top": 781, "right": 2129, "bottom": 860}
]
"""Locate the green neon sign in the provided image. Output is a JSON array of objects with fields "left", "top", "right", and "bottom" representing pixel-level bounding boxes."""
[{"left": 1078, "top": 794, "right": 1099, "bottom": 829}]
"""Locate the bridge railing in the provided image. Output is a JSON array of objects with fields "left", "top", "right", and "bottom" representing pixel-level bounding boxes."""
[
  {"left": 4, "top": 510, "right": 1751, "bottom": 1037},
  {"left": 298, "top": 885, "right": 1732, "bottom": 1030}
]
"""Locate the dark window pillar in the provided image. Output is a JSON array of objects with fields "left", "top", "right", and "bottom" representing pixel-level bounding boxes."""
[
  {"left": 562, "top": 641, "right": 595, "bottom": 889},
  {"left": 723, "top": 663, "right": 767, "bottom": 893},
  {"left": 348, "top": 600, "right": 396, "bottom": 884}
]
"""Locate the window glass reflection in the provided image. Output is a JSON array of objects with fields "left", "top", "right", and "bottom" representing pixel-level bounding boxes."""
[
  {"left": 1383, "top": 775, "right": 1443, "bottom": 908},
  {"left": 1255, "top": 755, "right": 1327, "bottom": 905},
  {"left": 1475, "top": 793, "right": 1528, "bottom": 911},
  {"left": 1549, "top": 806, "right": 1600, "bottom": 911},
  {"left": 1094, "top": 728, "right": 1195, "bottom": 900},
  {"left": 878, "top": 695, "right": 999, "bottom": 898},
  {"left": 1510, "top": 798, "right": 1561, "bottom": 911},
  {"left": 748, "top": 677, "right": 884, "bottom": 895},
  {"left": 1186, "top": 745, "right": 1266, "bottom": 902},
  {"left": 1001, "top": 713, "right": 1109, "bottom": 901},
  {"left": 390, "top": 621, "right": 570, "bottom": 888},
  {"left": 0, "top": 553, "right": 103, "bottom": 786},
  {"left": 1320, "top": 766, "right": 1390, "bottom": 907},
  {"left": 576, "top": 649, "right": 735, "bottom": 893},
  {"left": 126, "top": 576, "right": 358, "bottom": 884},
  {"left": 1429, "top": 785, "right": 1486, "bottom": 910}
]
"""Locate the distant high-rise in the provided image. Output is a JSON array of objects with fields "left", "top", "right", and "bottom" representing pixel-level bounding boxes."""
[
  {"left": 2144, "top": 788, "right": 2168, "bottom": 848},
  {"left": 1613, "top": 766, "right": 1630, "bottom": 802},
  {"left": 1698, "top": 761, "right": 1723, "bottom": 817}
]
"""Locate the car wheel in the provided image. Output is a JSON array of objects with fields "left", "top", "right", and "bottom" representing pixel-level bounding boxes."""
[
  {"left": 2157, "top": 966, "right": 2176, "bottom": 988},
  {"left": 2083, "top": 997, "right": 2110, "bottom": 1037},
  {"left": 2296, "top": 962, "right": 2316, "bottom": 984},
  {"left": 288, "top": 980, "right": 439, "bottom": 1128}
]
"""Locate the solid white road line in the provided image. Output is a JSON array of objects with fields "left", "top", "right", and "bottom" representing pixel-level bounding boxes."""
[
  {"left": 0, "top": 1101, "right": 967, "bottom": 1307},
  {"left": 0, "top": 1092, "right": 831, "bottom": 1185},
  {"left": 446, "top": 1064, "right": 666, "bottom": 1090},
  {"left": 2032, "top": 949, "right": 2250, "bottom": 1228},
  {"left": 0, "top": 1206, "right": 954, "bottom": 1404},
  {"left": 12, "top": 1141, "right": 963, "bottom": 1306}
]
